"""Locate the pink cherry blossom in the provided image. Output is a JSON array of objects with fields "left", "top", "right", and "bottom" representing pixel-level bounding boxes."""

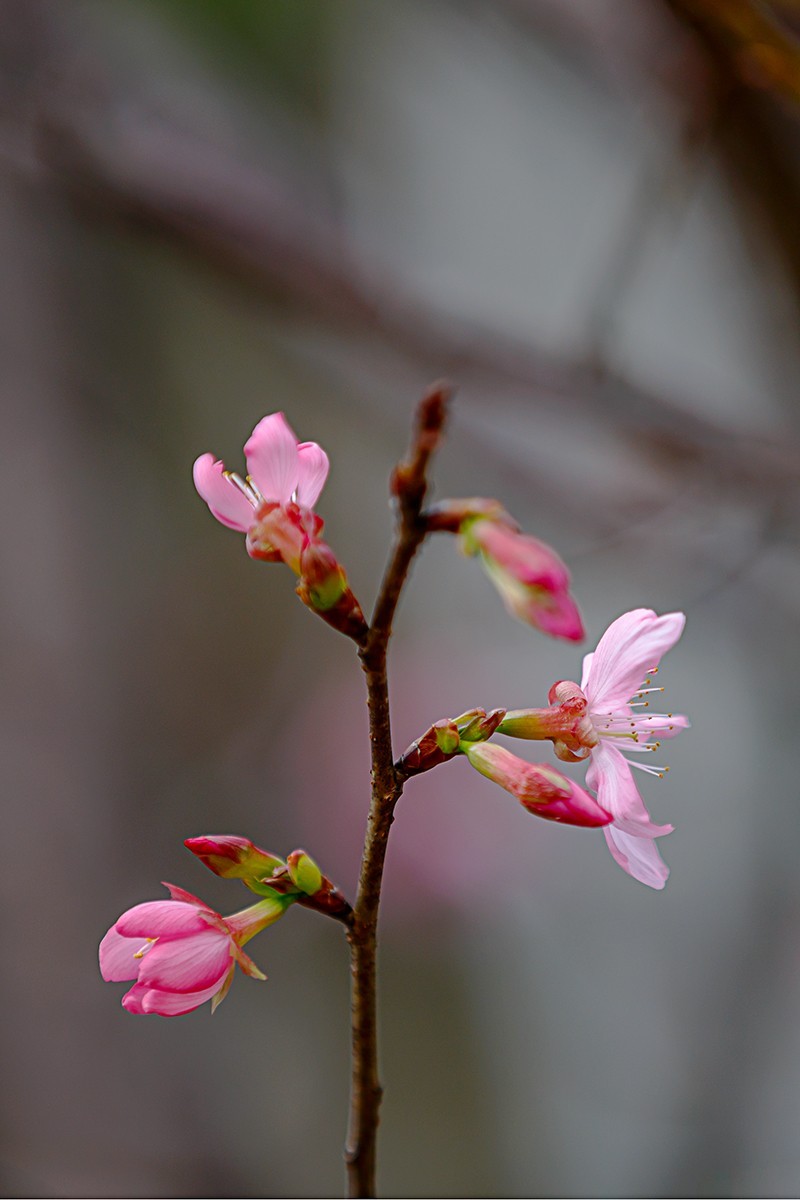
[
  {"left": 465, "top": 518, "right": 584, "bottom": 641},
  {"left": 193, "top": 413, "right": 329, "bottom": 568},
  {"left": 577, "top": 608, "right": 688, "bottom": 888},
  {"left": 465, "top": 741, "right": 612, "bottom": 828},
  {"left": 99, "top": 883, "right": 289, "bottom": 1016},
  {"left": 499, "top": 609, "right": 688, "bottom": 888}
]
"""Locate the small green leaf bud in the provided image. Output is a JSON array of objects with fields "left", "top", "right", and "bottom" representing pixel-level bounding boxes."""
[{"left": 286, "top": 850, "right": 324, "bottom": 896}]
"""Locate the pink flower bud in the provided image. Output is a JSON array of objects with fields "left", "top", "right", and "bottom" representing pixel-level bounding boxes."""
[
  {"left": 184, "top": 835, "right": 285, "bottom": 895},
  {"left": 463, "top": 518, "right": 584, "bottom": 642},
  {"left": 465, "top": 741, "right": 611, "bottom": 828}
]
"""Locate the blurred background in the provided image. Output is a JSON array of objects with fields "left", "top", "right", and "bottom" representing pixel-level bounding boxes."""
[{"left": 4, "top": 0, "right": 800, "bottom": 1195}]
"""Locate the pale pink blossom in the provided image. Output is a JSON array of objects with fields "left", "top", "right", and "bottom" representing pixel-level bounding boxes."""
[
  {"left": 99, "top": 883, "right": 289, "bottom": 1016},
  {"left": 465, "top": 741, "right": 612, "bottom": 828},
  {"left": 464, "top": 518, "right": 584, "bottom": 641},
  {"left": 193, "top": 413, "right": 329, "bottom": 569},
  {"left": 500, "top": 609, "right": 688, "bottom": 888}
]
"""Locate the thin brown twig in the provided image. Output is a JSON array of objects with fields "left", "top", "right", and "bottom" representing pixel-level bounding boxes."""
[
  {"left": 30, "top": 85, "right": 800, "bottom": 494},
  {"left": 344, "top": 382, "right": 452, "bottom": 1199}
]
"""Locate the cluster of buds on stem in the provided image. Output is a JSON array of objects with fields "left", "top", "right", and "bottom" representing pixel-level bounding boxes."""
[
  {"left": 396, "top": 707, "right": 506, "bottom": 778},
  {"left": 100, "top": 836, "right": 354, "bottom": 1018},
  {"left": 185, "top": 835, "right": 353, "bottom": 923},
  {"left": 399, "top": 707, "right": 611, "bottom": 828}
]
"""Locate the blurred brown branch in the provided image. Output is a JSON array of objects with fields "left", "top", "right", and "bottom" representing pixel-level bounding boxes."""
[
  {"left": 669, "top": 0, "right": 800, "bottom": 109},
  {"left": 26, "top": 57, "right": 800, "bottom": 507}
]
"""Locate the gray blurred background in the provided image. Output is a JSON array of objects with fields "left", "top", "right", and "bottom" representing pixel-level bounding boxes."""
[{"left": 4, "top": 1, "right": 800, "bottom": 1196}]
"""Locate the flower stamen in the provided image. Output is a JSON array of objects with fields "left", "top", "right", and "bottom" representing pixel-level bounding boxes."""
[
  {"left": 224, "top": 471, "right": 259, "bottom": 507},
  {"left": 133, "top": 937, "right": 157, "bottom": 959},
  {"left": 245, "top": 475, "right": 266, "bottom": 505}
]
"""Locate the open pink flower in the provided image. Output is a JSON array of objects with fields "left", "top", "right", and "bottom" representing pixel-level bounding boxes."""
[
  {"left": 193, "top": 413, "right": 329, "bottom": 569},
  {"left": 500, "top": 609, "right": 688, "bottom": 888},
  {"left": 99, "top": 883, "right": 289, "bottom": 1016}
]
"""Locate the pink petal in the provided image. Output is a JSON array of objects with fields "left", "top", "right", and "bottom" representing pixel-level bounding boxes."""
[
  {"left": 295, "top": 442, "right": 330, "bottom": 508},
  {"left": 520, "top": 591, "right": 585, "bottom": 643},
  {"left": 244, "top": 413, "right": 300, "bottom": 504},
  {"left": 525, "top": 781, "right": 612, "bottom": 828},
  {"left": 121, "top": 973, "right": 230, "bottom": 1016},
  {"left": 603, "top": 824, "right": 670, "bottom": 890},
  {"left": 192, "top": 454, "right": 254, "bottom": 532},
  {"left": 119, "top": 982, "right": 149, "bottom": 1014},
  {"left": 115, "top": 900, "right": 211, "bottom": 939},
  {"left": 584, "top": 609, "right": 686, "bottom": 710},
  {"left": 137, "top": 927, "right": 233, "bottom": 992},
  {"left": 585, "top": 743, "right": 672, "bottom": 837},
  {"left": 161, "top": 882, "right": 216, "bottom": 909},
  {"left": 99, "top": 927, "right": 141, "bottom": 982},
  {"left": 473, "top": 524, "right": 570, "bottom": 590}
]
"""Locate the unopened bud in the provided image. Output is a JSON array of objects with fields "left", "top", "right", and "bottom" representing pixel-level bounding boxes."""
[
  {"left": 456, "top": 708, "right": 507, "bottom": 743},
  {"left": 397, "top": 719, "right": 460, "bottom": 777},
  {"left": 286, "top": 850, "right": 323, "bottom": 896},
  {"left": 460, "top": 517, "right": 585, "bottom": 642},
  {"left": 285, "top": 848, "right": 353, "bottom": 923},
  {"left": 184, "top": 835, "right": 285, "bottom": 895},
  {"left": 465, "top": 742, "right": 611, "bottom": 828}
]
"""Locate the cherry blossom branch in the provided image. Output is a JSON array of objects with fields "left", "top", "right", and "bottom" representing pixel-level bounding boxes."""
[{"left": 345, "top": 381, "right": 452, "bottom": 1199}]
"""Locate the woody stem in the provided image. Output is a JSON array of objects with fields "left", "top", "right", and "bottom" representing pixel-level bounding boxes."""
[{"left": 344, "top": 382, "right": 452, "bottom": 1198}]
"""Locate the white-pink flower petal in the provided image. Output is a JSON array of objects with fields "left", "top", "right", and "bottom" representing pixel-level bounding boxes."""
[
  {"left": 603, "top": 824, "right": 670, "bottom": 890},
  {"left": 193, "top": 454, "right": 254, "bottom": 531},
  {"left": 295, "top": 441, "right": 330, "bottom": 508},
  {"left": 244, "top": 412, "right": 300, "bottom": 504},
  {"left": 98, "top": 927, "right": 141, "bottom": 983},
  {"left": 586, "top": 742, "right": 673, "bottom": 837},
  {"left": 584, "top": 608, "right": 686, "bottom": 711}
]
